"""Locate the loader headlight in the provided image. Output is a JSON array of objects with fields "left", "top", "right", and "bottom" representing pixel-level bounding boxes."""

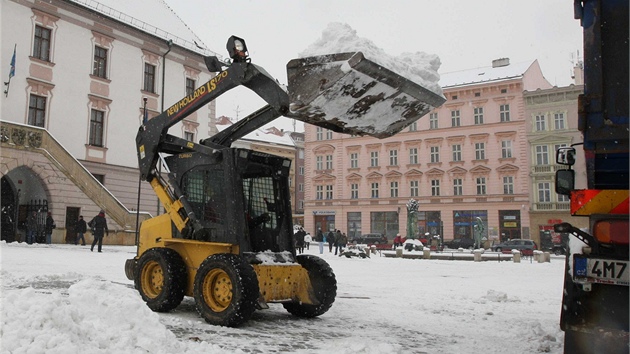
[{"left": 227, "top": 35, "right": 248, "bottom": 62}]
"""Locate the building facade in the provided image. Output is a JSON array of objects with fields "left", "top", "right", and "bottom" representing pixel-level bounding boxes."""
[
  {"left": 303, "top": 58, "right": 553, "bottom": 245},
  {"left": 0, "top": 0, "right": 216, "bottom": 243},
  {"left": 524, "top": 83, "right": 589, "bottom": 247}
]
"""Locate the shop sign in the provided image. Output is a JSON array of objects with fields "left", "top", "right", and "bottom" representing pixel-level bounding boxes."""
[
  {"left": 313, "top": 210, "right": 336, "bottom": 215},
  {"left": 504, "top": 222, "right": 518, "bottom": 228}
]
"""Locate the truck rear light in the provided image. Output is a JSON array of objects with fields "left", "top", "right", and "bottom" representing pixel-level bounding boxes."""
[{"left": 593, "top": 219, "right": 629, "bottom": 245}]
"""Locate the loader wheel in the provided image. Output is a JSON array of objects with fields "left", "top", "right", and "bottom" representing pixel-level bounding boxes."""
[
  {"left": 135, "top": 248, "right": 187, "bottom": 312},
  {"left": 283, "top": 255, "right": 337, "bottom": 318},
  {"left": 193, "top": 254, "right": 259, "bottom": 327}
]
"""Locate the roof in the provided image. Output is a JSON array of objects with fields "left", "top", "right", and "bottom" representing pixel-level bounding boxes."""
[
  {"left": 216, "top": 124, "right": 296, "bottom": 147},
  {"left": 439, "top": 60, "right": 535, "bottom": 88},
  {"left": 67, "top": 0, "right": 220, "bottom": 57}
]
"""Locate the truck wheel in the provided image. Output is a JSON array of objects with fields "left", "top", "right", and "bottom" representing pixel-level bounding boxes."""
[
  {"left": 283, "top": 255, "right": 337, "bottom": 318},
  {"left": 135, "top": 248, "right": 187, "bottom": 312},
  {"left": 193, "top": 254, "right": 259, "bottom": 327}
]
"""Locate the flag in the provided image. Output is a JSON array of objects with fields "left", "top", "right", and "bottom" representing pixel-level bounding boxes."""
[{"left": 9, "top": 45, "right": 16, "bottom": 79}]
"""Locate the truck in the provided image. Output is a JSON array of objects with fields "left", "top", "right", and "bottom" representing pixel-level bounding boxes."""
[
  {"left": 124, "top": 36, "right": 445, "bottom": 327},
  {"left": 554, "top": 1, "right": 628, "bottom": 352}
]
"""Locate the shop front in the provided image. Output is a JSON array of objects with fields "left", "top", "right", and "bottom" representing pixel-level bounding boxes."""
[{"left": 313, "top": 210, "right": 335, "bottom": 233}]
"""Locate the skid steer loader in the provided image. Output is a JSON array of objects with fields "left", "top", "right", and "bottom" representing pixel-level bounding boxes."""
[{"left": 125, "top": 36, "right": 445, "bottom": 327}]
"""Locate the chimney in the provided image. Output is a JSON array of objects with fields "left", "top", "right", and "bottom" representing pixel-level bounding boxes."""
[{"left": 492, "top": 58, "right": 510, "bottom": 68}]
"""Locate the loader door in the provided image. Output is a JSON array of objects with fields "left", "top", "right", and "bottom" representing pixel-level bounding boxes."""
[{"left": 181, "top": 167, "right": 228, "bottom": 242}]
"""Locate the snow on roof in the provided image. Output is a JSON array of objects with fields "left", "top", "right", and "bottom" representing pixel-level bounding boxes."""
[
  {"left": 68, "top": 0, "right": 220, "bottom": 57},
  {"left": 215, "top": 124, "right": 296, "bottom": 147},
  {"left": 439, "top": 60, "right": 535, "bottom": 88}
]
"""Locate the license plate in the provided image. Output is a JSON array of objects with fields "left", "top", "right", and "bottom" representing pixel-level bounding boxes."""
[{"left": 574, "top": 256, "right": 629, "bottom": 286}]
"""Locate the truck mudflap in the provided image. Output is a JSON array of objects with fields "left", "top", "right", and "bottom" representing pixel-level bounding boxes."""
[{"left": 286, "top": 52, "right": 446, "bottom": 138}]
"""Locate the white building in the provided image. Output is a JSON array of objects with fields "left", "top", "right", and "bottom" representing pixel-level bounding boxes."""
[{"left": 0, "top": 0, "right": 218, "bottom": 243}]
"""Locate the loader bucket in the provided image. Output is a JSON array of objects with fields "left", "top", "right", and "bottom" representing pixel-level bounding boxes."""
[{"left": 285, "top": 52, "right": 446, "bottom": 138}]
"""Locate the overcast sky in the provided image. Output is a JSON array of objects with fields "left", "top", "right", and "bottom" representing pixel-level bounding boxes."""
[{"left": 167, "top": 0, "right": 583, "bottom": 131}]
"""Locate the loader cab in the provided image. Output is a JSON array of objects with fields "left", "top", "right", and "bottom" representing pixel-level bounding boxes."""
[{"left": 168, "top": 148, "right": 294, "bottom": 254}]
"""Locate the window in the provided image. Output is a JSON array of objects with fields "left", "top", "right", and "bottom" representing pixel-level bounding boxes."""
[
  {"left": 451, "top": 110, "right": 460, "bottom": 127},
  {"left": 389, "top": 150, "right": 398, "bottom": 166},
  {"left": 474, "top": 107, "right": 484, "bottom": 125},
  {"left": 430, "top": 146, "right": 440, "bottom": 163},
  {"left": 325, "top": 154, "right": 333, "bottom": 169},
  {"left": 28, "top": 94, "right": 47, "bottom": 127},
  {"left": 298, "top": 149, "right": 304, "bottom": 159},
  {"left": 186, "top": 78, "right": 196, "bottom": 96},
  {"left": 370, "top": 151, "right": 379, "bottom": 167},
  {"left": 503, "top": 176, "right": 514, "bottom": 194},
  {"left": 453, "top": 178, "right": 463, "bottom": 196},
  {"left": 299, "top": 166, "right": 304, "bottom": 175},
  {"left": 409, "top": 121, "right": 417, "bottom": 131},
  {"left": 429, "top": 112, "right": 438, "bottom": 129},
  {"left": 93, "top": 46, "right": 108, "bottom": 78},
  {"left": 501, "top": 140, "right": 513, "bottom": 158},
  {"left": 91, "top": 173, "right": 105, "bottom": 185},
  {"left": 143, "top": 63, "right": 156, "bottom": 93},
  {"left": 325, "top": 185, "right": 333, "bottom": 199},
  {"left": 475, "top": 142, "right": 485, "bottom": 160},
  {"left": 299, "top": 183, "right": 304, "bottom": 192},
  {"left": 316, "top": 127, "right": 323, "bottom": 141},
  {"left": 554, "top": 112, "right": 566, "bottom": 130},
  {"left": 535, "top": 114, "right": 546, "bottom": 131},
  {"left": 351, "top": 183, "right": 359, "bottom": 199},
  {"left": 316, "top": 185, "right": 323, "bottom": 200},
  {"left": 538, "top": 182, "right": 551, "bottom": 202},
  {"left": 325, "top": 130, "right": 333, "bottom": 140},
  {"left": 390, "top": 181, "right": 399, "bottom": 197},
  {"left": 371, "top": 182, "right": 379, "bottom": 198},
  {"left": 410, "top": 180, "right": 419, "bottom": 197},
  {"left": 89, "top": 109, "right": 105, "bottom": 147},
  {"left": 350, "top": 153, "right": 359, "bottom": 168},
  {"left": 33, "top": 25, "right": 51, "bottom": 61},
  {"left": 500, "top": 104, "right": 510, "bottom": 122},
  {"left": 184, "top": 131, "right": 194, "bottom": 142},
  {"left": 316, "top": 156, "right": 323, "bottom": 170},
  {"left": 452, "top": 144, "right": 462, "bottom": 162},
  {"left": 558, "top": 193, "right": 570, "bottom": 202},
  {"left": 409, "top": 148, "right": 418, "bottom": 164},
  {"left": 535, "top": 145, "right": 549, "bottom": 165},
  {"left": 298, "top": 200, "right": 304, "bottom": 209},
  {"left": 431, "top": 179, "right": 440, "bottom": 196},
  {"left": 476, "top": 177, "right": 486, "bottom": 195}
]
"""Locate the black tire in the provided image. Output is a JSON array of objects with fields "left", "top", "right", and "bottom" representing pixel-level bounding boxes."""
[
  {"left": 135, "top": 248, "right": 187, "bottom": 312},
  {"left": 193, "top": 253, "right": 259, "bottom": 327},
  {"left": 495, "top": 247, "right": 502, "bottom": 252},
  {"left": 283, "top": 255, "right": 336, "bottom": 318}
]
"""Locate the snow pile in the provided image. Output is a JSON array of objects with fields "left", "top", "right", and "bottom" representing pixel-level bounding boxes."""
[
  {"left": 1, "top": 274, "right": 220, "bottom": 354},
  {"left": 300, "top": 23, "right": 443, "bottom": 96}
]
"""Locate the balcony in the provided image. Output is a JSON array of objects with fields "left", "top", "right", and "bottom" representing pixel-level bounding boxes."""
[
  {"left": 531, "top": 165, "right": 564, "bottom": 175},
  {"left": 533, "top": 202, "right": 571, "bottom": 211}
]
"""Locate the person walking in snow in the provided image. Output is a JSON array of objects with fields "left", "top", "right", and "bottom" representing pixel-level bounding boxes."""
[
  {"left": 316, "top": 229, "right": 324, "bottom": 254},
  {"left": 75, "top": 215, "right": 87, "bottom": 246},
  {"left": 45, "top": 212, "right": 55, "bottom": 244},
  {"left": 327, "top": 230, "right": 335, "bottom": 253},
  {"left": 26, "top": 211, "right": 37, "bottom": 244},
  {"left": 294, "top": 227, "right": 306, "bottom": 254},
  {"left": 334, "top": 229, "right": 343, "bottom": 255},
  {"left": 304, "top": 232, "right": 312, "bottom": 250},
  {"left": 89, "top": 210, "right": 109, "bottom": 252}
]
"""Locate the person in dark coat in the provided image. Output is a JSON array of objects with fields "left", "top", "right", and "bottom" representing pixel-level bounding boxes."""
[
  {"left": 89, "top": 210, "right": 109, "bottom": 252},
  {"left": 294, "top": 227, "right": 306, "bottom": 254},
  {"left": 75, "top": 215, "right": 87, "bottom": 246},
  {"left": 45, "top": 212, "right": 55, "bottom": 244},
  {"left": 327, "top": 230, "right": 335, "bottom": 253},
  {"left": 334, "top": 229, "right": 343, "bottom": 255},
  {"left": 26, "top": 211, "right": 37, "bottom": 244},
  {"left": 316, "top": 229, "right": 324, "bottom": 254}
]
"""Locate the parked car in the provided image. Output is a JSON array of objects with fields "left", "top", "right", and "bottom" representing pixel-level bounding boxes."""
[
  {"left": 491, "top": 239, "right": 538, "bottom": 253},
  {"left": 351, "top": 233, "right": 388, "bottom": 245},
  {"left": 443, "top": 237, "right": 476, "bottom": 250}
]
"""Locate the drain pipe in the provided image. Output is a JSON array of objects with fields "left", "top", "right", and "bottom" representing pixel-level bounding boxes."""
[{"left": 156, "top": 39, "right": 173, "bottom": 216}]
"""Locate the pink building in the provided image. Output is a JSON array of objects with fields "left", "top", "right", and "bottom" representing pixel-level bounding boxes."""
[{"left": 303, "top": 58, "right": 552, "bottom": 245}]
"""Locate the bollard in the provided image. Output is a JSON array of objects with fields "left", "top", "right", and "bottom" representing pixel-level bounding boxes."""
[
  {"left": 536, "top": 251, "right": 545, "bottom": 263},
  {"left": 473, "top": 249, "right": 482, "bottom": 262},
  {"left": 533, "top": 251, "right": 540, "bottom": 262},
  {"left": 371, "top": 245, "right": 377, "bottom": 255},
  {"left": 544, "top": 251, "right": 551, "bottom": 263},
  {"left": 423, "top": 248, "right": 431, "bottom": 259},
  {"left": 512, "top": 249, "right": 521, "bottom": 263},
  {"left": 396, "top": 248, "right": 403, "bottom": 258}
]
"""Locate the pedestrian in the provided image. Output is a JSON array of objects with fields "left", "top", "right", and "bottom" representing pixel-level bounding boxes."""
[
  {"left": 76, "top": 215, "right": 87, "bottom": 246},
  {"left": 316, "top": 228, "right": 324, "bottom": 254},
  {"left": 393, "top": 233, "right": 402, "bottom": 249},
  {"left": 334, "top": 229, "right": 343, "bottom": 255},
  {"left": 327, "top": 230, "right": 335, "bottom": 253},
  {"left": 304, "top": 232, "right": 312, "bottom": 250},
  {"left": 26, "top": 211, "right": 37, "bottom": 244},
  {"left": 294, "top": 227, "right": 305, "bottom": 254},
  {"left": 89, "top": 210, "right": 109, "bottom": 252},
  {"left": 45, "top": 212, "right": 55, "bottom": 244}
]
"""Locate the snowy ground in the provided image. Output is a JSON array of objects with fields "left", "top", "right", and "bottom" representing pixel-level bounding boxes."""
[{"left": 0, "top": 241, "right": 566, "bottom": 353}]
